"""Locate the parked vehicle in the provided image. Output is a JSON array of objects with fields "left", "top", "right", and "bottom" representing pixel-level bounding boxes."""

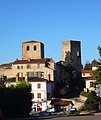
[
  {"left": 67, "top": 108, "right": 78, "bottom": 116},
  {"left": 39, "top": 107, "right": 55, "bottom": 116},
  {"left": 46, "top": 107, "right": 55, "bottom": 113}
]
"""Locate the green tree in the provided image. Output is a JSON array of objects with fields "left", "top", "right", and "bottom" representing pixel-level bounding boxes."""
[
  {"left": 91, "top": 59, "right": 98, "bottom": 67},
  {"left": 63, "top": 51, "right": 74, "bottom": 69},
  {"left": 98, "top": 46, "right": 101, "bottom": 60},
  {"left": 84, "top": 91, "right": 99, "bottom": 110},
  {"left": 16, "top": 80, "right": 30, "bottom": 88},
  {"left": 95, "top": 46, "right": 101, "bottom": 84},
  {"left": 54, "top": 50, "right": 83, "bottom": 98},
  {"left": 0, "top": 80, "right": 32, "bottom": 118},
  {"left": 84, "top": 61, "right": 92, "bottom": 70}
]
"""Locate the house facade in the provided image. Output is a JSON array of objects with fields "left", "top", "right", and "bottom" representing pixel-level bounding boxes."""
[
  {"left": 82, "top": 70, "right": 94, "bottom": 78},
  {"left": 84, "top": 76, "right": 96, "bottom": 92},
  {"left": 12, "top": 58, "right": 55, "bottom": 81},
  {"left": 29, "top": 79, "right": 54, "bottom": 111},
  {"left": 82, "top": 69, "right": 96, "bottom": 92}
]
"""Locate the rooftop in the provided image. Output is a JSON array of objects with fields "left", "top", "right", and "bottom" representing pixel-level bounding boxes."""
[
  {"left": 13, "top": 58, "right": 50, "bottom": 64},
  {"left": 23, "top": 40, "right": 43, "bottom": 44}
]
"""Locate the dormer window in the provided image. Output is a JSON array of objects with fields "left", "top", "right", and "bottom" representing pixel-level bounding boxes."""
[
  {"left": 34, "top": 45, "right": 37, "bottom": 51},
  {"left": 26, "top": 46, "right": 30, "bottom": 51}
]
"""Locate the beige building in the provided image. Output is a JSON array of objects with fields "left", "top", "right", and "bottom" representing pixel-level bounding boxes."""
[
  {"left": 62, "top": 40, "right": 81, "bottom": 71},
  {"left": 0, "top": 40, "right": 55, "bottom": 112},
  {"left": 0, "top": 40, "right": 55, "bottom": 82},
  {"left": 12, "top": 58, "right": 55, "bottom": 81}
]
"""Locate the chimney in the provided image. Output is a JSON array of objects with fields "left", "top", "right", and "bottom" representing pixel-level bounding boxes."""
[
  {"left": 16, "top": 58, "right": 18, "bottom": 61},
  {"left": 16, "top": 74, "right": 19, "bottom": 82},
  {"left": 28, "top": 58, "right": 31, "bottom": 61}
]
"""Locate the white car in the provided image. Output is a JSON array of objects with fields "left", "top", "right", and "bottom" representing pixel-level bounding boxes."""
[{"left": 46, "top": 107, "right": 55, "bottom": 113}]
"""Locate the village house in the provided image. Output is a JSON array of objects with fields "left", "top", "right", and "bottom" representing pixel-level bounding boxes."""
[{"left": 82, "top": 67, "right": 97, "bottom": 93}]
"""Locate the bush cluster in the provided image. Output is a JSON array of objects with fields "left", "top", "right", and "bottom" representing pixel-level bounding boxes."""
[{"left": 0, "top": 81, "right": 32, "bottom": 118}]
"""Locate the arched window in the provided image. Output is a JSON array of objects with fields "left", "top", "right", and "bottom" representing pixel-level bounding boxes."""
[
  {"left": 26, "top": 46, "right": 29, "bottom": 51},
  {"left": 34, "top": 45, "right": 37, "bottom": 51}
]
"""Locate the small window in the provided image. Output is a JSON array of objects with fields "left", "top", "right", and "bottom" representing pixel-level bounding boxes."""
[
  {"left": 83, "top": 73, "right": 85, "bottom": 76},
  {"left": 90, "top": 82, "right": 94, "bottom": 87},
  {"left": 77, "top": 51, "right": 80, "bottom": 57},
  {"left": 48, "top": 74, "right": 51, "bottom": 81},
  {"left": 27, "top": 64, "right": 31, "bottom": 69},
  {"left": 21, "top": 66, "right": 23, "bottom": 69},
  {"left": 46, "top": 71, "right": 49, "bottom": 75},
  {"left": 34, "top": 45, "right": 37, "bottom": 51},
  {"left": 18, "top": 72, "right": 23, "bottom": 77},
  {"left": 36, "top": 64, "right": 41, "bottom": 68},
  {"left": 17, "top": 66, "right": 19, "bottom": 69},
  {"left": 32, "top": 93, "right": 34, "bottom": 98},
  {"left": 37, "top": 83, "right": 41, "bottom": 88},
  {"left": 40, "top": 72, "right": 44, "bottom": 78},
  {"left": 33, "top": 72, "right": 38, "bottom": 77},
  {"left": 26, "top": 46, "right": 30, "bottom": 51},
  {"left": 37, "top": 93, "right": 41, "bottom": 98}
]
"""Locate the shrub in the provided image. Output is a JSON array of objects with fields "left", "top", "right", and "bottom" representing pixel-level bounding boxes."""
[
  {"left": 0, "top": 80, "right": 32, "bottom": 118},
  {"left": 84, "top": 91, "right": 99, "bottom": 111}
]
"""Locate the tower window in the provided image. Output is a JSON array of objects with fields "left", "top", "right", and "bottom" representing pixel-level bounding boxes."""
[
  {"left": 34, "top": 45, "right": 37, "bottom": 51},
  {"left": 77, "top": 51, "right": 80, "bottom": 57},
  {"left": 26, "top": 46, "right": 30, "bottom": 51}
]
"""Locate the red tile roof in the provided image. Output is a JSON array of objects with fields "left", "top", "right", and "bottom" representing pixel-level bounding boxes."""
[
  {"left": 13, "top": 58, "right": 49, "bottom": 64},
  {"left": 50, "top": 99, "right": 73, "bottom": 106},
  {"left": 82, "top": 70, "right": 95, "bottom": 73}
]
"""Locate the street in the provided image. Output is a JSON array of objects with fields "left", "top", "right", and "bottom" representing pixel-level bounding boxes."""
[
  {"left": 41, "top": 114, "right": 101, "bottom": 120},
  {"left": 5, "top": 112, "right": 101, "bottom": 120}
]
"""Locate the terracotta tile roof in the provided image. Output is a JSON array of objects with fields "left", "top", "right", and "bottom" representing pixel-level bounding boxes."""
[
  {"left": 50, "top": 99, "right": 73, "bottom": 106},
  {"left": 13, "top": 58, "right": 50, "bottom": 64},
  {"left": 82, "top": 70, "right": 95, "bottom": 73},
  {"left": 28, "top": 77, "right": 47, "bottom": 82},
  {"left": 0, "top": 63, "right": 12, "bottom": 69}
]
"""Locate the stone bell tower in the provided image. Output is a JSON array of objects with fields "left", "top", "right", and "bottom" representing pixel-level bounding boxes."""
[{"left": 22, "top": 40, "right": 44, "bottom": 60}]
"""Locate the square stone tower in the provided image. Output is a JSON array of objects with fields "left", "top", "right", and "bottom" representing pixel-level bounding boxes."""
[
  {"left": 62, "top": 40, "right": 81, "bottom": 71},
  {"left": 22, "top": 40, "right": 44, "bottom": 60}
]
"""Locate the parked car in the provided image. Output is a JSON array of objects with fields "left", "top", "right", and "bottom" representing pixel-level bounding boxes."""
[
  {"left": 67, "top": 108, "right": 78, "bottom": 116},
  {"left": 39, "top": 107, "right": 55, "bottom": 116},
  {"left": 46, "top": 107, "right": 55, "bottom": 113}
]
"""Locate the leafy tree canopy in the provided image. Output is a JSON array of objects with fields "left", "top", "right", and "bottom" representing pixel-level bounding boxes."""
[
  {"left": 16, "top": 80, "right": 30, "bottom": 88},
  {"left": 95, "top": 46, "right": 101, "bottom": 84},
  {"left": 63, "top": 51, "right": 74, "bottom": 69}
]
